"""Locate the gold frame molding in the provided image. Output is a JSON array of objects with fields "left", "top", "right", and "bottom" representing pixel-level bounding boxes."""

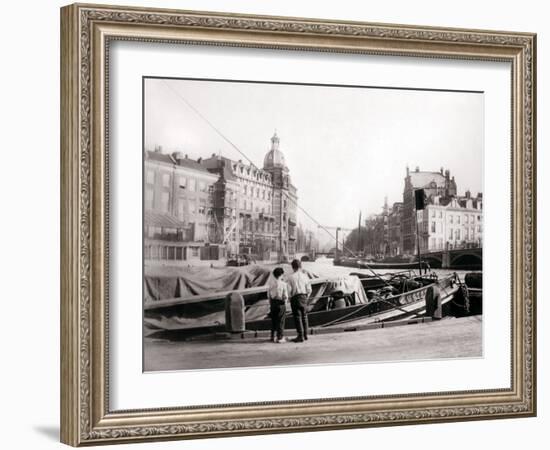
[{"left": 60, "top": 3, "right": 536, "bottom": 446}]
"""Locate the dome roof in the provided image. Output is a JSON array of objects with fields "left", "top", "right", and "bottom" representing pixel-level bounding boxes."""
[{"left": 263, "top": 132, "right": 287, "bottom": 170}]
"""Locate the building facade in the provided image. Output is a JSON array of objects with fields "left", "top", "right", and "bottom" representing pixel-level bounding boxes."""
[
  {"left": 402, "top": 166, "right": 457, "bottom": 254},
  {"left": 387, "top": 202, "right": 403, "bottom": 256},
  {"left": 361, "top": 167, "right": 482, "bottom": 258},
  {"left": 418, "top": 192, "right": 483, "bottom": 252},
  {"left": 144, "top": 133, "right": 298, "bottom": 263}
]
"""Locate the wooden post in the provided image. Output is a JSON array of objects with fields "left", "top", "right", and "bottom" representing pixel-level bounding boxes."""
[{"left": 225, "top": 292, "right": 245, "bottom": 332}]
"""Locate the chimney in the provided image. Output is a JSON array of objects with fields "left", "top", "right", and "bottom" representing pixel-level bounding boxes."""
[
  {"left": 406, "top": 166, "right": 409, "bottom": 176},
  {"left": 466, "top": 190, "right": 471, "bottom": 198},
  {"left": 172, "top": 151, "right": 184, "bottom": 162},
  {"left": 445, "top": 169, "right": 450, "bottom": 179},
  {"left": 415, "top": 166, "right": 420, "bottom": 172},
  {"left": 197, "top": 157, "right": 202, "bottom": 164},
  {"left": 440, "top": 167, "right": 444, "bottom": 174},
  {"left": 154, "top": 145, "right": 162, "bottom": 153}
]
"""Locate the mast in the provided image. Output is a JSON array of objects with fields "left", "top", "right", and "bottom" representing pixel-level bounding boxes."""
[{"left": 357, "top": 210, "right": 362, "bottom": 254}]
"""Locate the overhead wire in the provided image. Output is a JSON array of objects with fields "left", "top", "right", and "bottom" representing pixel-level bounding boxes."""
[{"left": 158, "top": 79, "right": 399, "bottom": 283}]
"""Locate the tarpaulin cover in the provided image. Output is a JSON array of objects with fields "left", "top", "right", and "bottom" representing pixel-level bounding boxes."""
[{"left": 144, "top": 264, "right": 319, "bottom": 303}]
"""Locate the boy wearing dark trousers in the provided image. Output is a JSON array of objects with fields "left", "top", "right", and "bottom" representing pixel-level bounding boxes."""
[
  {"left": 287, "top": 259, "right": 312, "bottom": 343},
  {"left": 267, "top": 267, "right": 289, "bottom": 343}
]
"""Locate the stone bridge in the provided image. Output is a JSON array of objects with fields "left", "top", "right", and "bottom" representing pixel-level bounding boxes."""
[{"left": 422, "top": 247, "right": 482, "bottom": 270}]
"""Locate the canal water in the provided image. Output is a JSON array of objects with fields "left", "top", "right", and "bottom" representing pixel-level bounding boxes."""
[{"left": 295, "top": 257, "right": 478, "bottom": 282}]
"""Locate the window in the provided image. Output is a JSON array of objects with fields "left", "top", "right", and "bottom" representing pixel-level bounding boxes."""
[
  {"left": 146, "top": 170, "right": 155, "bottom": 184},
  {"left": 179, "top": 176, "right": 187, "bottom": 188},
  {"left": 177, "top": 198, "right": 185, "bottom": 221},
  {"left": 145, "top": 189, "right": 154, "bottom": 210},
  {"left": 188, "top": 178, "right": 196, "bottom": 192},
  {"left": 439, "top": 211, "right": 443, "bottom": 218},
  {"left": 162, "top": 173, "right": 171, "bottom": 188},
  {"left": 188, "top": 201, "right": 196, "bottom": 215},
  {"left": 191, "top": 247, "right": 199, "bottom": 257},
  {"left": 244, "top": 185, "right": 248, "bottom": 195},
  {"left": 457, "top": 215, "right": 461, "bottom": 224},
  {"left": 449, "top": 228, "right": 453, "bottom": 240},
  {"left": 431, "top": 221, "right": 436, "bottom": 233},
  {"left": 198, "top": 200, "right": 206, "bottom": 215},
  {"left": 450, "top": 215, "right": 454, "bottom": 224},
  {"left": 431, "top": 209, "right": 436, "bottom": 218},
  {"left": 455, "top": 229, "right": 460, "bottom": 240},
  {"left": 160, "top": 192, "right": 170, "bottom": 213}
]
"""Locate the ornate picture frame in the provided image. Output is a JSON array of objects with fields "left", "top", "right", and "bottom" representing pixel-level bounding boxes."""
[{"left": 60, "top": 3, "right": 536, "bottom": 446}]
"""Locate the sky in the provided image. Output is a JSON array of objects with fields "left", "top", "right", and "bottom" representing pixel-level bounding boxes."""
[{"left": 144, "top": 77, "right": 483, "bottom": 235}]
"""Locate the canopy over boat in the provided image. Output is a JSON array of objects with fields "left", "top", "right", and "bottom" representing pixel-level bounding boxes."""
[{"left": 144, "top": 264, "right": 319, "bottom": 304}]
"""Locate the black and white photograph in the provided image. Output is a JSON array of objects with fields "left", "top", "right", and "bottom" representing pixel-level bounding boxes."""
[{"left": 142, "top": 77, "right": 484, "bottom": 372}]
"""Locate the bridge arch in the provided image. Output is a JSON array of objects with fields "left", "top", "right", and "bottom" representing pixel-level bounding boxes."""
[{"left": 450, "top": 252, "right": 482, "bottom": 270}]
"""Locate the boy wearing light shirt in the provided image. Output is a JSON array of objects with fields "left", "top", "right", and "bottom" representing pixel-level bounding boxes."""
[
  {"left": 286, "top": 259, "right": 312, "bottom": 343},
  {"left": 267, "top": 267, "right": 289, "bottom": 343}
]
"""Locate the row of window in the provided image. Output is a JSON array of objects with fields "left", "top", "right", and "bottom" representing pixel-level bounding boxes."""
[
  {"left": 146, "top": 170, "right": 212, "bottom": 193},
  {"left": 430, "top": 209, "right": 482, "bottom": 224},
  {"left": 242, "top": 200, "right": 272, "bottom": 214},
  {"left": 234, "top": 165, "right": 271, "bottom": 183},
  {"left": 240, "top": 218, "right": 275, "bottom": 233},
  {"left": 145, "top": 189, "right": 211, "bottom": 217},
  {"left": 146, "top": 188, "right": 278, "bottom": 219},
  {"left": 243, "top": 184, "right": 272, "bottom": 201},
  {"left": 428, "top": 237, "right": 482, "bottom": 250}
]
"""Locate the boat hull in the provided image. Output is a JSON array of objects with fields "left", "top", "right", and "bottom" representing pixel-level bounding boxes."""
[{"left": 145, "top": 275, "right": 458, "bottom": 339}]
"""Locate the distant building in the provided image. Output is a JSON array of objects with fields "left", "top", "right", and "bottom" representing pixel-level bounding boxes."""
[
  {"left": 363, "top": 214, "right": 387, "bottom": 258},
  {"left": 402, "top": 166, "right": 457, "bottom": 254},
  {"left": 418, "top": 191, "right": 483, "bottom": 252},
  {"left": 143, "top": 133, "right": 299, "bottom": 263},
  {"left": 388, "top": 202, "right": 403, "bottom": 256}
]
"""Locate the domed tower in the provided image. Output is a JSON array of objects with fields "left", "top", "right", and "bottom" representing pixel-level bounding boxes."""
[
  {"left": 263, "top": 132, "right": 288, "bottom": 172},
  {"left": 262, "top": 132, "right": 297, "bottom": 261}
]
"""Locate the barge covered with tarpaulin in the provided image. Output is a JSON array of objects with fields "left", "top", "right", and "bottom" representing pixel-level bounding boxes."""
[{"left": 144, "top": 266, "right": 459, "bottom": 338}]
